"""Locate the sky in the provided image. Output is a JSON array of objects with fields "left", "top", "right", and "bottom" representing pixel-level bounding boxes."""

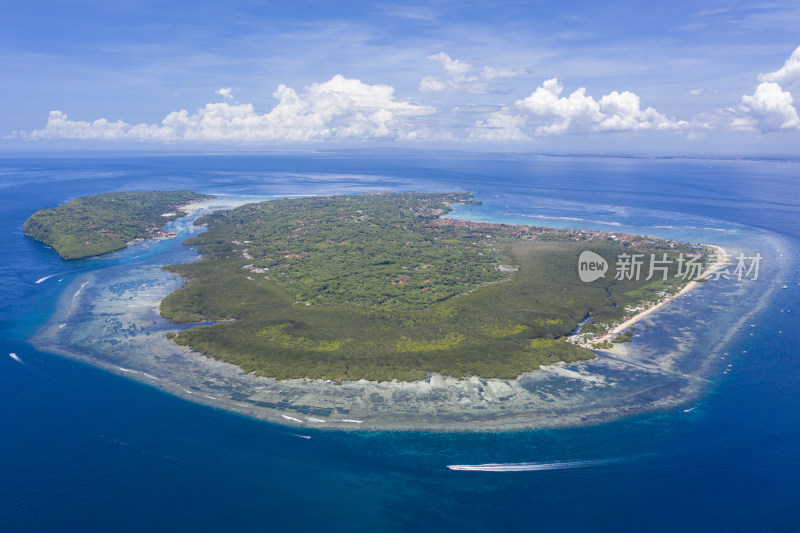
[{"left": 2, "top": 0, "right": 800, "bottom": 155}]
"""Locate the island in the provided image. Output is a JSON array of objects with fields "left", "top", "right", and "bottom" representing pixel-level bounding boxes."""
[
  {"left": 23, "top": 190, "right": 214, "bottom": 259},
  {"left": 27, "top": 189, "right": 748, "bottom": 431},
  {"left": 158, "top": 192, "right": 711, "bottom": 382}
]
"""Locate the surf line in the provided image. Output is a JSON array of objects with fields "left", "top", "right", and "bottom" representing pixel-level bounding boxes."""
[
  {"left": 73, "top": 280, "right": 90, "bottom": 298},
  {"left": 447, "top": 457, "right": 626, "bottom": 472}
]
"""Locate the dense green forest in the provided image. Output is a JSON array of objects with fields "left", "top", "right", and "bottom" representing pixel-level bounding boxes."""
[
  {"left": 24, "top": 190, "right": 213, "bottom": 259},
  {"left": 161, "top": 192, "right": 705, "bottom": 382}
]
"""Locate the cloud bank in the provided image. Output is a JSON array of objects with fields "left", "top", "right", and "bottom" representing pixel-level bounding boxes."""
[
  {"left": 473, "top": 78, "right": 691, "bottom": 139},
  {"left": 26, "top": 75, "right": 436, "bottom": 142},
  {"left": 22, "top": 48, "right": 800, "bottom": 144}
]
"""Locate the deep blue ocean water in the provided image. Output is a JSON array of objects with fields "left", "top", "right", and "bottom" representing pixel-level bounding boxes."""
[{"left": 1, "top": 153, "right": 799, "bottom": 532}]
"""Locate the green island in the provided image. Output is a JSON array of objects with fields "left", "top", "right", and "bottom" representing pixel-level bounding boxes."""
[
  {"left": 23, "top": 190, "right": 213, "bottom": 259},
  {"left": 159, "top": 192, "right": 710, "bottom": 382}
]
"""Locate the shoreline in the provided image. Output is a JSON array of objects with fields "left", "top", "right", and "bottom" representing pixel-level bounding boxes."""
[
  {"left": 26, "top": 199, "right": 783, "bottom": 433},
  {"left": 582, "top": 244, "right": 729, "bottom": 346},
  {"left": 29, "top": 333, "right": 711, "bottom": 433},
  {"left": 27, "top": 241, "right": 756, "bottom": 433}
]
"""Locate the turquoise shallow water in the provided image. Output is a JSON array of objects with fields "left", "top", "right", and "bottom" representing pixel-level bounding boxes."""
[{"left": 1, "top": 153, "right": 799, "bottom": 531}]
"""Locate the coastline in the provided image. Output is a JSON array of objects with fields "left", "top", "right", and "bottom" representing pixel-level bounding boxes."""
[
  {"left": 583, "top": 244, "right": 729, "bottom": 346},
  {"left": 29, "top": 236, "right": 779, "bottom": 432},
  {"left": 23, "top": 192, "right": 213, "bottom": 261},
  {"left": 30, "top": 326, "right": 710, "bottom": 432},
  {"left": 26, "top": 197, "right": 786, "bottom": 433}
]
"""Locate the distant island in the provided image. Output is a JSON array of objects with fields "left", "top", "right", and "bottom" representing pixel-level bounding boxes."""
[
  {"left": 24, "top": 190, "right": 213, "bottom": 259},
  {"left": 155, "top": 192, "right": 710, "bottom": 382}
]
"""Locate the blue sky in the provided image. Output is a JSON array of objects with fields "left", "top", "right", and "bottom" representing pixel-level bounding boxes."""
[{"left": 3, "top": 0, "right": 800, "bottom": 154}]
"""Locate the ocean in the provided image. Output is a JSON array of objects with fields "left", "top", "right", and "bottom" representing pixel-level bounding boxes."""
[{"left": 1, "top": 153, "right": 798, "bottom": 532}]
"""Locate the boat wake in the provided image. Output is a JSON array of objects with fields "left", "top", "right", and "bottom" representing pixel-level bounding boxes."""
[
  {"left": 447, "top": 457, "right": 626, "bottom": 472},
  {"left": 34, "top": 273, "right": 60, "bottom": 284}
]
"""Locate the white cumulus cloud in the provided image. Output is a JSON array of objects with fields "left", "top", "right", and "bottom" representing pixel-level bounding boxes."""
[
  {"left": 758, "top": 46, "right": 800, "bottom": 86},
  {"left": 419, "top": 52, "right": 520, "bottom": 94},
  {"left": 29, "top": 111, "right": 137, "bottom": 141},
  {"left": 426, "top": 51, "right": 473, "bottom": 76},
  {"left": 25, "top": 75, "right": 436, "bottom": 143},
  {"left": 473, "top": 78, "right": 689, "bottom": 138},
  {"left": 215, "top": 87, "right": 234, "bottom": 100},
  {"left": 732, "top": 46, "right": 800, "bottom": 133},
  {"left": 731, "top": 82, "right": 800, "bottom": 132}
]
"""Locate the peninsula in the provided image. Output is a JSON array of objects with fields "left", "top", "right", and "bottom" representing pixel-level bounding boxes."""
[{"left": 24, "top": 190, "right": 213, "bottom": 259}]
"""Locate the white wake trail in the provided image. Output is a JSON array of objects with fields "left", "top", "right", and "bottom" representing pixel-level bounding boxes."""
[{"left": 447, "top": 457, "right": 625, "bottom": 472}]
